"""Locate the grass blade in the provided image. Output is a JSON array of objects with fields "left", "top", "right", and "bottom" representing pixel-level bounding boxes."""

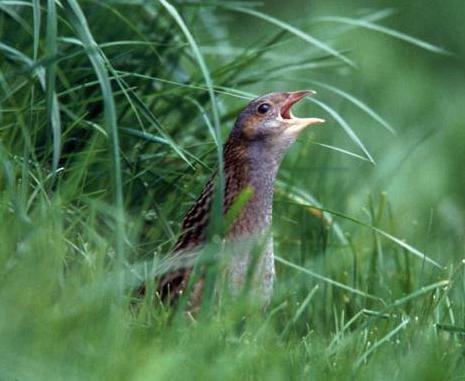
[
  {"left": 311, "top": 80, "right": 395, "bottom": 135},
  {"left": 0, "top": 2, "right": 32, "bottom": 34},
  {"left": 435, "top": 323, "right": 465, "bottom": 336},
  {"left": 275, "top": 256, "right": 384, "bottom": 303},
  {"left": 45, "top": 0, "right": 62, "bottom": 176},
  {"left": 283, "top": 201, "right": 443, "bottom": 269},
  {"left": 317, "top": 16, "right": 448, "bottom": 54},
  {"left": 64, "top": 0, "right": 125, "bottom": 258},
  {"left": 355, "top": 317, "right": 410, "bottom": 368},
  {"left": 120, "top": 127, "right": 169, "bottom": 145},
  {"left": 309, "top": 140, "right": 371, "bottom": 162},
  {"left": 114, "top": 83, "right": 193, "bottom": 168},
  {"left": 276, "top": 179, "right": 347, "bottom": 245},
  {"left": 0, "top": 41, "right": 34, "bottom": 66},
  {"left": 388, "top": 280, "right": 450, "bottom": 309},
  {"left": 160, "top": 0, "right": 225, "bottom": 233},
  {"left": 308, "top": 97, "right": 376, "bottom": 164},
  {"left": 0, "top": 41, "right": 47, "bottom": 89},
  {"left": 226, "top": 6, "right": 355, "bottom": 67},
  {"left": 56, "top": 38, "right": 195, "bottom": 167},
  {"left": 157, "top": 0, "right": 222, "bottom": 149},
  {"left": 32, "top": 0, "right": 41, "bottom": 60},
  {"left": 281, "top": 284, "right": 320, "bottom": 337},
  {"left": 0, "top": 0, "right": 34, "bottom": 6}
]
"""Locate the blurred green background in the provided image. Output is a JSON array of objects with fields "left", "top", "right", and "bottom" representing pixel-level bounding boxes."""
[
  {"left": 227, "top": 0, "right": 465, "bottom": 253},
  {"left": 1, "top": 1, "right": 464, "bottom": 380}
]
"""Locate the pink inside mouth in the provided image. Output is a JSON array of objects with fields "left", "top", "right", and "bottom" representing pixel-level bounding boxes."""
[
  {"left": 280, "top": 103, "right": 293, "bottom": 119},
  {"left": 280, "top": 91, "right": 313, "bottom": 120}
]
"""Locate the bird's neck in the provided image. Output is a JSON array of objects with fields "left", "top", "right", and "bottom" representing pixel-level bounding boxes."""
[
  {"left": 223, "top": 138, "right": 281, "bottom": 237},
  {"left": 173, "top": 137, "right": 282, "bottom": 253}
]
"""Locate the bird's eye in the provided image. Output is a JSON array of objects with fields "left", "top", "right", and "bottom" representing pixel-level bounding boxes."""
[{"left": 257, "top": 103, "right": 271, "bottom": 114}]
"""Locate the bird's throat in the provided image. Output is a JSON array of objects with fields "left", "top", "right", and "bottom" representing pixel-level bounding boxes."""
[
  {"left": 223, "top": 139, "right": 281, "bottom": 237},
  {"left": 173, "top": 138, "right": 282, "bottom": 253}
]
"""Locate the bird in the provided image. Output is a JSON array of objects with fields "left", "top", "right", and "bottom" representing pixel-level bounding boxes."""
[{"left": 154, "top": 90, "right": 324, "bottom": 310}]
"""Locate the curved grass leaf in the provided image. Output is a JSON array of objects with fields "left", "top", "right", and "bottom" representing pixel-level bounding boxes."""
[
  {"left": 0, "top": 41, "right": 48, "bottom": 99},
  {"left": 275, "top": 256, "right": 384, "bottom": 304},
  {"left": 32, "top": 0, "right": 41, "bottom": 60},
  {"left": 275, "top": 179, "right": 347, "bottom": 245},
  {"left": 308, "top": 97, "right": 376, "bottom": 164},
  {"left": 285, "top": 202, "right": 443, "bottom": 269},
  {"left": 93, "top": 1, "right": 164, "bottom": 62},
  {"left": 0, "top": 1, "right": 33, "bottom": 6},
  {"left": 309, "top": 140, "right": 371, "bottom": 162},
  {"left": 158, "top": 0, "right": 222, "bottom": 160},
  {"left": 45, "top": 0, "right": 62, "bottom": 176},
  {"left": 64, "top": 0, "right": 125, "bottom": 258},
  {"left": 184, "top": 95, "right": 219, "bottom": 147},
  {"left": 310, "top": 80, "right": 396, "bottom": 135},
  {"left": 0, "top": 2, "right": 32, "bottom": 34},
  {"left": 225, "top": 6, "right": 355, "bottom": 67},
  {"left": 159, "top": 0, "right": 225, "bottom": 231},
  {"left": 317, "top": 16, "right": 448, "bottom": 54},
  {"left": 281, "top": 284, "right": 320, "bottom": 337},
  {"left": 435, "top": 323, "right": 465, "bottom": 336},
  {"left": 0, "top": 41, "right": 35, "bottom": 67},
  {"left": 388, "top": 279, "right": 450, "bottom": 310},
  {"left": 107, "top": 75, "right": 194, "bottom": 168},
  {"left": 355, "top": 317, "right": 410, "bottom": 368}
]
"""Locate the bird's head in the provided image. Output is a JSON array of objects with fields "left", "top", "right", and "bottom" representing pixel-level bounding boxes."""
[{"left": 232, "top": 91, "right": 324, "bottom": 156}]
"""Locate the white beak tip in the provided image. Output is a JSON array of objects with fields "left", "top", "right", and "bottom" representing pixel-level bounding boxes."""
[{"left": 304, "top": 117, "right": 325, "bottom": 125}]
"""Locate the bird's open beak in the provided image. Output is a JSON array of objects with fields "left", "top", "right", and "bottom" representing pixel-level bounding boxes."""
[{"left": 279, "top": 90, "right": 325, "bottom": 136}]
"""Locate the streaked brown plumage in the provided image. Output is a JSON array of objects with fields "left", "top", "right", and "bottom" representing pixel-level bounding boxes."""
[{"left": 155, "top": 91, "right": 324, "bottom": 308}]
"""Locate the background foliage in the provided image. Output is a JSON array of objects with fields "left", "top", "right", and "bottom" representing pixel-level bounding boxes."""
[{"left": 1, "top": 0, "right": 464, "bottom": 380}]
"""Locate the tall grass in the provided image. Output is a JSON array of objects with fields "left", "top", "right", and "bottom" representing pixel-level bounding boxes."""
[{"left": 0, "top": 1, "right": 464, "bottom": 380}]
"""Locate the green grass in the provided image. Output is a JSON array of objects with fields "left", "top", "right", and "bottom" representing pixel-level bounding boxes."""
[{"left": 1, "top": 1, "right": 465, "bottom": 380}]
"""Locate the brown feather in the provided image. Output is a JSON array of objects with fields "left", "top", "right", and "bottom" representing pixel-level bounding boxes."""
[{"left": 157, "top": 137, "right": 252, "bottom": 306}]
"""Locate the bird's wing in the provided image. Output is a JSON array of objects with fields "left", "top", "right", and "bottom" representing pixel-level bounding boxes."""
[{"left": 156, "top": 175, "right": 216, "bottom": 303}]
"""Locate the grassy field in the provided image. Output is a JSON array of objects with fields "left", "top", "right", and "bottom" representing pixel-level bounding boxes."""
[{"left": 1, "top": 1, "right": 464, "bottom": 380}]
